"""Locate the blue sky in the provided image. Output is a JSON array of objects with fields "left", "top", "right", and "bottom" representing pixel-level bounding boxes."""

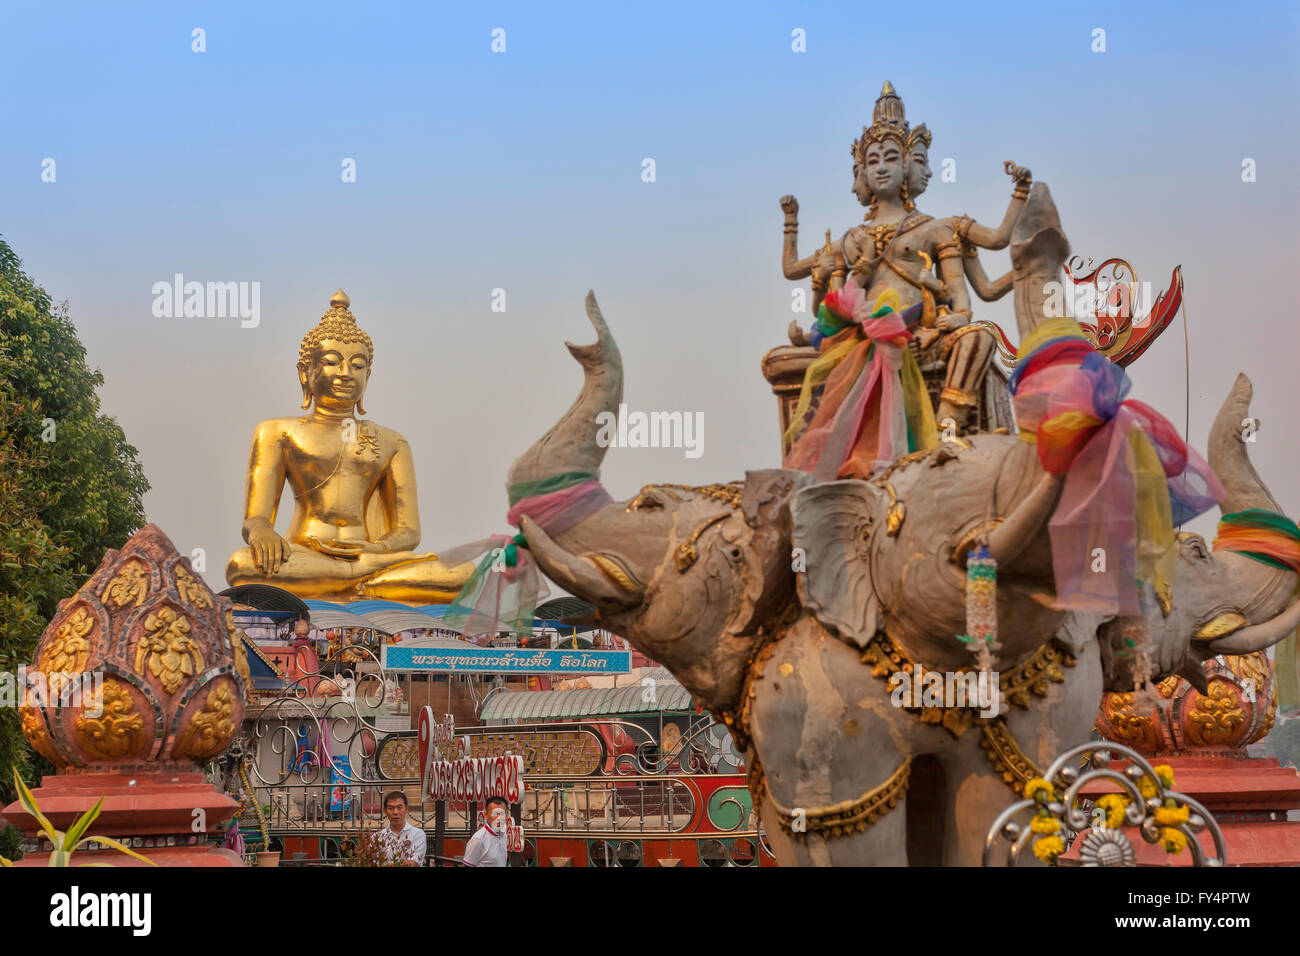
[{"left": 3, "top": 0, "right": 1297, "bottom": 587}]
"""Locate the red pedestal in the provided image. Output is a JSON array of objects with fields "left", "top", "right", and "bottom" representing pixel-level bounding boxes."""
[
  {"left": 2, "top": 769, "right": 243, "bottom": 867},
  {"left": 1079, "top": 755, "right": 1300, "bottom": 866}
]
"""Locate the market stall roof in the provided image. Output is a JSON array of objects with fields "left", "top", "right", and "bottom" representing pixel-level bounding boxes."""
[
  {"left": 534, "top": 597, "right": 598, "bottom": 629},
  {"left": 219, "top": 584, "right": 311, "bottom": 617},
  {"left": 479, "top": 681, "right": 693, "bottom": 720},
  {"left": 301, "top": 604, "right": 379, "bottom": 632},
  {"left": 356, "top": 608, "right": 456, "bottom": 636}
]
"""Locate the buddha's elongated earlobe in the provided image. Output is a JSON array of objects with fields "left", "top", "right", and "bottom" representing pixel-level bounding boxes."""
[
  {"left": 356, "top": 390, "right": 367, "bottom": 416},
  {"left": 298, "top": 362, "right": 312, "bottom": 410}
]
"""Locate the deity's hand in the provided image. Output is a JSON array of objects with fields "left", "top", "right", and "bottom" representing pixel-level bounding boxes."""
[
  {"left": 779, "top": 195, "right": 799, "bottom": 217},
  {"left": 935, "top": 309, "right": 971, "bottom": 331},
  {"left": 918, "top": 270, "right": 947, "bottom": 295},
  {"left": 307, "top": 537, "right": 364, "bottom": 560},
  {"left": 811, "top": 247, "right": 837, "bottom": 286},
  {"left": 788, "top": 320, "right": 811, "bottom": 347},
  {"left": 849, "top": 252, "right": 879, "bottom": 284},
  {"left": 248, "top": 523, "right": 293, "bottom": 575}
]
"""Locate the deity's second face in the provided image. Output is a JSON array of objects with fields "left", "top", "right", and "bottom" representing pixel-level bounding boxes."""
[
  {"left": 907, "top": 145, "right": 931, "bottom": 199},
  {"left": 851, "top": 162, "right": 872, "bottom": 207},
  {"left": 301, "top": 338, "right": 370, "bottom": 411},
  {"left": 863, "top": 140, "right": 905, "bottom": 202}
]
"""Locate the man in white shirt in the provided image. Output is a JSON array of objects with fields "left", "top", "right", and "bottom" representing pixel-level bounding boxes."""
[
  {"left": 462, "top": 796, "right": 509, "bottom": 867},
  {"left": 374, "top": 791, "right": 426, "bottom": 866}
]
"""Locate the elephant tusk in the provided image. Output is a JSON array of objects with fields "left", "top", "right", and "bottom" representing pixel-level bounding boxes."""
[
  {"left": 517, "top": 516, "right": 643, "bottom": 611},
  {"left": 982, "top": 472, "right": 1063, "bottom": 567},
  {"left": 1206, "top": 596, "right": 1300, "bottom": 655}
]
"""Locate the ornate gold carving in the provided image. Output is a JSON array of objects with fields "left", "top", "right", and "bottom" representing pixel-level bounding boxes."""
[
  {"left": 1099, "top": 691, "right": 1166, "bottom": 752},
  {"left": 21, "top": 706, "right": 62, "bottom": 766},
  {"left": 1195, "top": 612, "right": 1247, "bottom": 641},
  {"left": 101, "top": 560, "right": 149, "bottom": 610},
  {"left": 1000, "top": 641, "right": 1077, "bottom": 710},
  {"left": 173, "top": 683, "right": 238, "bottom": 760},
  {"left": 979, "top": 719, "right": 1042, "bottom": 795},
  {"left": 224, "top": 611, "right": 252, "bottom": 696},
  {"left": 174, "top": 565, "right": 212, "bottom": 609},
  {"left": 39, "top": 606, "right": 95, "bottom": 674},
  {"left": 135, "top": 607, "right": 205, "bottom": 695},
  {"left": 877, "top": 480, "right": 905, "bottom": 537},
  {"left": 753, "top": 754, "right": 913, "bottom": 839},
  {"left": 1185, "top": 681, "right": 1247, "bottom": 747},
  {"left": 75, "top": 679, "right": 146, "bottom": 759},
  {"left": 858, "top": 629, "right": 1076, "bottom": 739},
  {"left": 1228, "top": 652, "right": 1276, "bottom": 744}
]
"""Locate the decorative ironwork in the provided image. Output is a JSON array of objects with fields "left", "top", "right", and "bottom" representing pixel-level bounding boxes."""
[{"left": 983, "top": 741, "right": 1227, "bottom": 867}]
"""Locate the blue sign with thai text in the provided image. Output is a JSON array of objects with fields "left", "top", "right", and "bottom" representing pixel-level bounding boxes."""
[{"left": 381, "top": 645, "right": 632, "bottom": 674}]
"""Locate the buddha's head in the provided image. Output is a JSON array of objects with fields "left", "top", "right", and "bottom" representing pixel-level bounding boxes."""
[
  {"left": 851, "top": 82, "right": 929, "bottom": 213},
  {"left": 297, "top": 290, "right": 375, "bottom": 415}
]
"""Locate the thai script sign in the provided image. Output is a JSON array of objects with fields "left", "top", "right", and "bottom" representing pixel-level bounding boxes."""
[
  {"left": 417, "top": 708, "right": 524, "bottom": 804},
  {"left": 378, "top": 729, "right": 603, "bottom": 779},
  {"left": 383, "top": 645, "right": 631, "bottom": 675}
]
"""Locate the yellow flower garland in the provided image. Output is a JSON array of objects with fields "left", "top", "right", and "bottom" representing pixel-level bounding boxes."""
[
  {"left": 1032, "top": 835, "right": 1065, "bottom": 862},
  {"left": 1094, "top": 793, "right": 1129, "bottom": 828}
]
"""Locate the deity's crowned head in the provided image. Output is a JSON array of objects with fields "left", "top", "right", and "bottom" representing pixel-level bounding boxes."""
[
  {"left": 297, "top": 290, "right": 375, "bottom": 413},
  {"left": 851, "top": 82, "right": 932, "bottom": 212}
]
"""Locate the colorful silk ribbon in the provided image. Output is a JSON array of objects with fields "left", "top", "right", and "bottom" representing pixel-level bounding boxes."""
[
  {"left": 1010, "top": 317, "right": 1224, "bottom": 614},
  {"left": 440, "top": 473, "right": 613, "bottom": 635},
  {"left": 1212, "top": 508, "right": 1300, "bottom": 573},
  {"left": 1214, "top": 509, "right": 1300, "bottom": 709},
  {"left": 785, "top": 287, "right": 937, "bottom": 481}
]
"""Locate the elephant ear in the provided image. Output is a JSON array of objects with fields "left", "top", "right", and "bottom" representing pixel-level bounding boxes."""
[
  {"left": 790, "top": 480, "right": 884, "bottom": 649},
  {"left": 732, "top": 469, "right": 816, "bottom": 635}
]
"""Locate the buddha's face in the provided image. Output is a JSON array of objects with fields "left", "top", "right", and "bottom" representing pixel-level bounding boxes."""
[
  {"left": 300, "top": 338, "right": 370, "bottom": 410},
  {"left": 907, "top": 146, "right": 931, "bottom": 199},
  {"left": 863, "top": 140, "right": 905, "bottom": 201}
]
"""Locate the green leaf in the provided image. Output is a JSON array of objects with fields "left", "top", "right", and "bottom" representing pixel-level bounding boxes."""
[
  {"left": 11, "top": 767, "right": 58, "bottom": 846},
  {"left": 62, "top": 797, "right": 103, "bottom": 850}
]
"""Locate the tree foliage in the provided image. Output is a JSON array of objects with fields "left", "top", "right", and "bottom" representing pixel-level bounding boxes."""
[{"left": 0, "top": 236, "right": 149, "bottom": 845}]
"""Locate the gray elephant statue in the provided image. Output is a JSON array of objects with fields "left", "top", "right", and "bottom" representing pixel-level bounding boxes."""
[{"left": 511, "top": 188, "right": 1299, "bottom": 866}]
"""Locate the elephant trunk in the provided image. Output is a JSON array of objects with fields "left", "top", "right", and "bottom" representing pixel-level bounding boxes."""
[
  {"left": 1208, "top": 373, "right": 1282, "bottom": 515},
  {"left": 1204, "top": 373, "right": 1298, "bottom": 649},
  {"left": 1009, "top": 182, "right": 1071, "bottom": 341},
  {"left": 507, "top": 292, "right": 624, "bottom": 488}
]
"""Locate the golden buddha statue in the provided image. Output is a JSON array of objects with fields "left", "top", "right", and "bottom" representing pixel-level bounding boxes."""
[{"left": 225, "top": 290, "right": 473, "bottom": 602}]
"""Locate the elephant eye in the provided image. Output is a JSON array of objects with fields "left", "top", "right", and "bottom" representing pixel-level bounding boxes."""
[
  {"left": 1178, "top": 534, "right": 1210, "bottom": 562},
  {"left": 630, "top": 492, "right": 663, "bottom": 512}
]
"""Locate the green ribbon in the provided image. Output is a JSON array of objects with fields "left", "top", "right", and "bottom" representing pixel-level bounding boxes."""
[{"left": 507, "top": 470, "right": 598, "bottom": 506}]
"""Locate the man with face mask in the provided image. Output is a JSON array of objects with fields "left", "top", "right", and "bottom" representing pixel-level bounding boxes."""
[{"left": 462, "top": 796, "right": 510, "bottom": 867}]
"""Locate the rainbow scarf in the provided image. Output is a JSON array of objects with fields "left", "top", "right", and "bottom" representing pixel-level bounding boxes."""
[
  {"left": 1213, "top": 508, "right": 1300, "bottom": 573},
  {"left": 785, "top": 287, "right": 936, "bottom": 481},
  {"left": 439, "top": 471, "right": 613, "bottom": 635},
  {"left": 1215, "top": 509, "right": 1300, "bottom": 708},
  {"left": 1010, "top": 317, "right": 1224, "bottom": 614}
]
